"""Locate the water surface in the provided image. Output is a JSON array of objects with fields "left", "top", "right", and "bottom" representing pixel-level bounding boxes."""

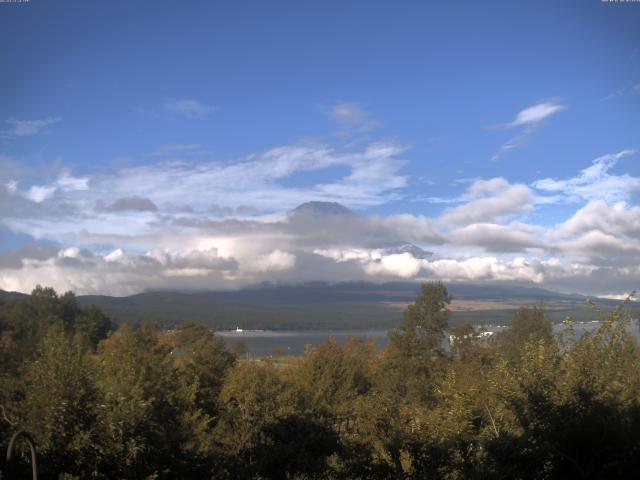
[{"left": 218, "top": 320, "right": 639, "bottom": 357}]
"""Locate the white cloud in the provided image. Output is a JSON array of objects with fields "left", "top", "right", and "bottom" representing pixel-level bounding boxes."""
[
  {"left": 5, "top": 181, "right": 18, "bottom": 193},
  {"left": 559, "top": 230, "right": 640, "bottom": 259},
  {"left": 550, "top": 200, "right": 640, "bottom": 240},
  {"left": 313, "top": 248, "right": 426, "bottom": 278},
  {"left": 0, "top": 244, "right": 294, "bottom": 295},
  {"left": 599, "top": 293, "right": 637, "bottom": 301},
  {"left": 0, "top": 228, "right": 638, "bottom": 296},
  {"left": 0, "top": 246, "right": 237, "bottom": 296},
  {"left": 533, "top": 150, "right": 639, "bottom": 203},
  {"left": 162, "top": 99, "right": 212, "bottom": 118},
  {"left": 546, "top": 200, "right": 640, "bottom": 264},
  {"left": 8, "top": 172, "right": 90, "bottom": 203},
  {"left": 492, "top": 100, "right": 564, "bottom": 160},
  {"left": 56, "top": 173, "right": 90, "bottom": 191},
  {"left": 1, "top": 117, "right": 61, "bottom": 138},
  {"left": 104, "top": 249, "right": 124, "bottom": 262},
  {"left": 363, "top": 253, "right": 424, "bottom": 278},
  {"left": 439, "top": 177, "right": 534, "bottom": 225},
  {"left": 425, "top": 256, "right": 588, "bottom": 285},
  {"left": 25, "top": 185, "right": 57, "bottom": 203},
  {"left": 252, "top": 250, "right": 296, "bottom": 273},
  {"left": 313, "top": 248, "right": 374, "bottom": 263},
  {"left": 310, "top": 247, "right": 607, "bottom": 291},
  {"left": 507, "top": 101, "right": 565, "bottom": 127},
  {"left": 450, "top": 222, "right": 543, "bottom": 252}
]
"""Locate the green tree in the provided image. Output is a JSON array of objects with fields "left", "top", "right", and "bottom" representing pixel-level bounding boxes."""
[
  {"left": 173, "top": 321, "right": 235, "bottom": 417},
  {"left": 216, "top": 360, "right": 288, "bottom": 476},
  {"left": 380, "top": 282, "right": 451, "bottom": 401},
  {"left": 2, "top": 286, "right": 112, "bottom": 357},
  {"left": 18, "top": 323, "right": 101, "bottom": 478},
  {"left": 497, "top": 306, "right": 552, "bottom": 362},
  {"left": 254, "top": 415, "right": 340, "bottom": 480},
  {"left": 4, "top": 286, "right": 62, "bottom": 355},
  {"left": 290, "top": 337, "right": 372, "bottom": 418},
  {"left": 74, "top": 304, "right": 113, "bottom": 348},
  {"left": 390, "top": 282, "right": 452, "bottom": 356},
  {"left": 93, "top": 323, "right": 209, "bottom": 478}
]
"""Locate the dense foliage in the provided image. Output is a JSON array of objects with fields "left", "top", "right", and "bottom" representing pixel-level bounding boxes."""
[{"left": 1, "top": 283, "right": 639, "bottom": 479}]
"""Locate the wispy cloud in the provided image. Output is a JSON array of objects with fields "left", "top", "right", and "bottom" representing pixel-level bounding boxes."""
[
  {"left": 1, "top": 117, "right": 61, "bottom": 138},
  {"left": 329, "top": 103, "right": 369, "bottom": 124},
  {"left": 533, "top": 149, "right": 639, "bottom": 203},
  {"left": 107, "top": 141, "right": 406, "bottom": 212},
  {"left": 1, "top": 141, "right": 409, "bottom": 231},
  {"left": 506, "top": 101, "right": 565, "bottom": 127},
  {"left": 491, "top": 100, "right": 565, "bottom": 161},
  {"left": 162, "top": 99, "right": 212, "bottom": 118},
  {"left": 6, "top": 172, "right": 89, "bottom": 203},
  {"left": 326, "top": 102, "right": 380, "bottom": 136},
  {"left": 602, "top": 82, "right": 640, "bottom": 101}
]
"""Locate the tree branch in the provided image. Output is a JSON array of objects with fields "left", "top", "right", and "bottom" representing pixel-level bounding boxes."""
[
  {"left": 1, "top": 403, "right": 16, "bottom": 426},
  {"left": 483, "top": 402, "right": 499, "bottom": 438}
]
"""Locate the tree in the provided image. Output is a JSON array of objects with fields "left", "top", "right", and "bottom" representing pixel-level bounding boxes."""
[
  {"left": 216, "top": 360, "right": 288, "bottom": 476},
  {"left": 380, "top": 282, "right": 452, "bottom": 401},
  {"left": 290, "top": 337, "right": 372, "bottom": 418},
  {"left": 497, "top": 306, "right": 552, "bottom": 362},
  {"left": 74, "top": 304, "right": 113, "bottom": 348},
  {"left": 4, "top": 286, "right": 62, "bottom": 355},
  {"left": 173, "top": 321, "right": 235, "bottom": 417},
  {"left": 92, "top": 323, "right": 210, "bottom": 478},
  {"left": 389, "top": 281, "right": 452, "bottom": 358},
  {"left": 18, "top": 323, "right": 100, "bottom": 478},
  {"left": 58, "top": 291, "right": 82, "bottom": 331},
  {"left": 2, "top": 286, "right": 112, "bottom": 358},
  {"left": 254, "top": 415, "right": 340, "bottom": 480}
]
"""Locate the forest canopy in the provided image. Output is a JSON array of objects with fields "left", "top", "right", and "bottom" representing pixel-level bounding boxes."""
[{"left": 1, "top": 283, "right": 639, "bottom": 479}]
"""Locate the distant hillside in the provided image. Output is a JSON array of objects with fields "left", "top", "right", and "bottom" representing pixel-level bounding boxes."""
[
  {"left": 0, "top": 289, "right": 28, "bottom": 303},
  {"left": 75, "top": 282, "right": 617, "bottom": 330},
  {"left": 2, "top": 282, "right": 625, "bottom": 330}
]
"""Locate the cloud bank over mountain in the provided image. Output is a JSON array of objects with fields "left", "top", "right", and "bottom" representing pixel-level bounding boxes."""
[{"left": 1, "top": 140, "right": 639, "bottom": 296}]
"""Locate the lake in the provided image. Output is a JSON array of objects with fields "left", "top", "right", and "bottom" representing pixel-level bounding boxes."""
[
  {"left": 218, "top": 329, "right": 390, "bottom": 357},
  {"left": 218, "top": 320, "right": 639, "bottom": 357}
]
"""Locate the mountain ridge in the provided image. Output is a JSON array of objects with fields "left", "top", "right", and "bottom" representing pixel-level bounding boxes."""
[{"left": 1, "top": 281, "right": 621, "bottom": 331}]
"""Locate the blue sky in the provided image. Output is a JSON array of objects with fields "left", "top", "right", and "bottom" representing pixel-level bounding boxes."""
[{"left": 1, "top": 0, "right": 639, "bottom": 295}]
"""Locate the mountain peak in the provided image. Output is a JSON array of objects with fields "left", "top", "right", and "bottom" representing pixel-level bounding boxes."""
[
  {"left": 382, "top": 243, "right": 433, "bottom": 259},
  {"left": 290, "top": 201, "right": 355, "bottom": 217}
]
